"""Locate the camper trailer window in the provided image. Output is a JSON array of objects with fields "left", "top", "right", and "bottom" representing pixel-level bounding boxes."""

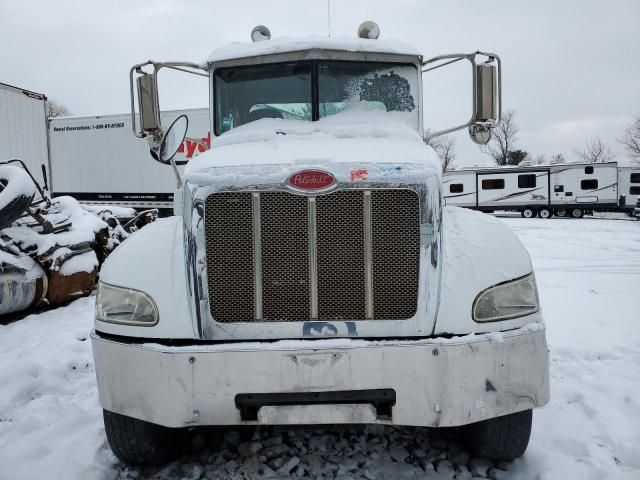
[
  {"left": 554, "top": 185, "right": 564, "bottom": 192},
  {"left": 630, "top": 173, "right": 640, "bottom": 183},
  {"left": 585, "top": 166, "right": 594, "bottom": 174},
  {"left": 449, "top": 183, "right": 464, "bottom": 193},
  {"left": 630, "top": 186, "right": 640, "bottom": 195},
  {"left": 581, "top": 179, "right": 598, "bottom": 190},
  {"left": 482, "top": 179, "right": 505, "bottom": 190},
  {"left": 518, "top": 174, "right": 536, "bottom": 189}
]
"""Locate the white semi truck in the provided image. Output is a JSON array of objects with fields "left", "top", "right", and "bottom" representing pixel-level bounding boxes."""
[{"left": 92, "top": 24, "right": 550, "bottom": 466}]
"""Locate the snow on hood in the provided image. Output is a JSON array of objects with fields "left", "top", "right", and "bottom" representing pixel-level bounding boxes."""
[
  {"left": 206, "top": 35, "right": 420, "bottom": 64},
  {"left": 184, "top": 110, "right": 439, "bottom": 183}
]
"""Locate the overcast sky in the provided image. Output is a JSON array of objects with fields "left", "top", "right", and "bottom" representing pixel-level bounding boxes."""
[{"left": 2, "top": 0, "right": 639, "bottom": 166}]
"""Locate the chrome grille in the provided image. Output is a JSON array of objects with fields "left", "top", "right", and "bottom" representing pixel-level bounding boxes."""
[
  {"left": 204, "top": 193, "right": 254, "bottom": 322},
  {"left": 260, "top": 193, "right": 310, "bottom": 321},
  {"left": 371, "top": 190, "right": 421, "bottom": 319},
  {"left": 204, "top": 189, "right": 420, "bottom": 323},
  {"left": 317, "top": 191, "right": 366, "bottom": 320}
]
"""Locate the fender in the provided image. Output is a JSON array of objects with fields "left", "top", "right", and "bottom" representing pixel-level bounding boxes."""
[
  {"left": 96, "top": 217, "right": 195, "bottom": 338},
  {"left": 435, "top": 207, "right": 541, "bottom": 334}
]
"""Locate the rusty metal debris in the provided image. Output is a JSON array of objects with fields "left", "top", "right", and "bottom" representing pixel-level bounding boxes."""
[{"left": 0, "top": 160, "right": 155, "bottom": 317}]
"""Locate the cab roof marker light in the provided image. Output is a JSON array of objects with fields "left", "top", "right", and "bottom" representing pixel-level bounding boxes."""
[
  {"left": 358, "top": 21, "right": 380, "bottom": 40},
  {"left": 251, "top": 25, "right": 271, "bottom": 42}
]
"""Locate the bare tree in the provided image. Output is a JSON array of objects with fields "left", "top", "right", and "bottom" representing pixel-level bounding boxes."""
[
  {"left": 533, "top": 154, "right": 548, "bottom": 165},
  {"left": 575, "top": 137, "right": 616, "bottom": 163},
  {"left": 424, "top": 130, "right": 457, "bottom": 172},
  {"left": 46, "top": 100, "right": 70, "bottom": 118},
  {"left": 618, "top": 115, "right": 640, "bottom": 162},
  {"left": 550, "top": 153, "right": 566, "bottom": 164},
  {"left": 481, "top": 109, "right": 519, "bottom": 166}
]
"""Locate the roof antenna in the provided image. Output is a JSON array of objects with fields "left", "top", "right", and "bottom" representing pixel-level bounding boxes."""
[{"left": 327, "top": 0, "right": 331, "bottom": 37}]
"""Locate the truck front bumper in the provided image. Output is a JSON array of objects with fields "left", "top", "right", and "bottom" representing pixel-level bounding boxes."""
[{"left": 91, "top": 326, "right": 549, "bottom": 429}]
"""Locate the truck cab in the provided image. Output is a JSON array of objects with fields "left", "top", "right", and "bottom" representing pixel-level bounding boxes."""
[{"left": 92, "top": 24, "right": 549, "bottom": 466}]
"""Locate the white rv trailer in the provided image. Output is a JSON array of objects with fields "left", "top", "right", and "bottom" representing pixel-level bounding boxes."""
[
  {"left": 444, "top": 162, "right": 640, "bottom": 218},
  {"left": 48, "top": 108, "right": 209, "bottom": 210},
  {"left": 0, "top": 82, "right": 50, "bottom": 185},
  {"left": 618, "top": 165, "right": 640, "bottom": 210}
]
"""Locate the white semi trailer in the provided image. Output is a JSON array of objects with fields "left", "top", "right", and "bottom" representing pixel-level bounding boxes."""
[
  {"left": 48, "top": 109, "right": 209, "bottom": 210},
  {"left": 91, "top": 24, "right": 549, "bottom": 467},
  {"left": 0, "top": 82, "right": 50, "bottom": 185},
  {"left": 444, "top": 162, "right": 640, "bottom": 218}
]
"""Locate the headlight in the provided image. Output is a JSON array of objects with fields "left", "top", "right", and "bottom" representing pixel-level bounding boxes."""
[
  {"left": 473, "top": 273, "right": 539, "bottom": 322},
  {"left": 95, "top": 282, "right": 158, "bottom": 326}
]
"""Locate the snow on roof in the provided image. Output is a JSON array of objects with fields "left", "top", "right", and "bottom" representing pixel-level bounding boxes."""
[
  {"left": 184, "top": 110, "right": 439, "bottom": 183},
  {"left": 206, "top": 35, "right": 420, "bottom": 64}
]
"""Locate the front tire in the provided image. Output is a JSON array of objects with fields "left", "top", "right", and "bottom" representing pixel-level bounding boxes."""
[
  {"left": 460, "top": 409, "right": 533, "bottom": 461},
  {"left": 103, "top": 409, "right": 184, "bottom": 467}
]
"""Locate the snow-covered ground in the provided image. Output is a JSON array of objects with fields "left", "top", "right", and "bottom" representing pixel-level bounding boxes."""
[{"left": 1, "top": 215, "right": 638, "bottom": 480}]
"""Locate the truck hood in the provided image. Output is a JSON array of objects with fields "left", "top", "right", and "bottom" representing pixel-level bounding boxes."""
[{"left": 184, "top": 111, "right": 440, "bottom": 186}]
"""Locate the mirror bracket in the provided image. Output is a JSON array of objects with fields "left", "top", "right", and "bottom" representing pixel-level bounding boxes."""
[
  {"left": 129, "top": 60, "right": 208, "bottom": 141},
  {"left": 422, "top": 51, "right": 501, "bottom": 139}
]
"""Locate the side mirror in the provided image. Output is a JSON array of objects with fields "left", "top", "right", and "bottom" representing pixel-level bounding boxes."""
[
  {"left": 158, "top": 115, "right": 189, "bottom": 164},
  {"left": 422, "top": 52, "right": 501, "bottom": 142},
  {"left": 468, "top": 124, "right": 492, "bottom": 145},
  {"left": 474, "top": 63, "right": 497, "bottom": 123},
  {"left": 136, "top": 73, "right": 161, "bottom": 133}
]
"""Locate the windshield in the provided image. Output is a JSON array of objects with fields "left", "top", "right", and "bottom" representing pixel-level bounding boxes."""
[{"left": 214, "top": 60, "right": 418, "bottom": 135}]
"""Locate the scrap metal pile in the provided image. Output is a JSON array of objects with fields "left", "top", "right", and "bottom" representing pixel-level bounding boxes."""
[{"left": 0, "top": 160, "right": 156, "bottom": 316}]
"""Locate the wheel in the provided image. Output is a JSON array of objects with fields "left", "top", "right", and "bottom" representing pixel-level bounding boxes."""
[
  {"left": 460, "top": 409, "right": 533, "bottom": 461},
  {"left": 521, "top": 208, "right": 536, "bottom": 218},
  {"left": 103, "top": 409, "right": 185, "bottom": 467},
  {"left": 0, "top": 164, "right": 36, "bottom": 229},
  {"left": 538, "top": 208, "right": 552, "bottom": 219},
  {"left": 570, "top": 208, "right": 584, "bottom": 219},
  {"left": 554, "top": 208, "right": 567, "bottom": 218}
]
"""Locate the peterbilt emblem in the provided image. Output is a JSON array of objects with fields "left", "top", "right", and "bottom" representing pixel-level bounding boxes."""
[{"left": 289, "top": 170, "right": 335, "bottom": 190}]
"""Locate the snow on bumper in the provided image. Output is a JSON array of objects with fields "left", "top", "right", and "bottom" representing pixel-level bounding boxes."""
[{"left": 91, "top": 326, "right": 549, "bottom": 429}]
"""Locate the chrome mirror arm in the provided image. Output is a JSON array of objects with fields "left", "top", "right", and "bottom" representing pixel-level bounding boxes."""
[{"left": 422, "top": 51, "right": 501, "bottom": 139}]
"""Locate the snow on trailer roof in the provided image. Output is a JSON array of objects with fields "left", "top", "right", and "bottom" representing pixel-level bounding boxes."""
[
  {"left": 206, "top": 35, "right": 421, "bottom": 64},
  {"left": 446, "top": 161, "right": 621, "bottom": 174}
]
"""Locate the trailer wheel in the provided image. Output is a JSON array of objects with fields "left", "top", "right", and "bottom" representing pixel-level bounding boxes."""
[
  {"left": 0, "top": 165, "right": 36, "bottom": 229},
  {"left": 460, "top": 409, "right": 533, "bottom": 461},
  {"left": 103, "top": 409, "right": 185, "bottom": 467},
  {"left": 538, "top": 208, "right": 552, "bottom": 219},
  {"left": 571, "top": 208, "right": 584, "bottom": 219},
  {"left": 521, "top": 208, "right": 536, "bottom": 218},
  {"left": 555, "top": 208, "right": 567, "bottom": 218}
]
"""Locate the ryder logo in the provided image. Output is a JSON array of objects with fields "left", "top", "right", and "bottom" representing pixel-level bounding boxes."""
[
  {"left": 178, "top": 132, "right": 211, "bottom": 159},
  {"left": 289, "top": 170, "right": 335, "bottom": 190}
]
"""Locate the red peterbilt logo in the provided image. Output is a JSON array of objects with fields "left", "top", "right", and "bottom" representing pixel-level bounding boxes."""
[{"left": 289, "top": 170, "right": 335, "bottom": 190}]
